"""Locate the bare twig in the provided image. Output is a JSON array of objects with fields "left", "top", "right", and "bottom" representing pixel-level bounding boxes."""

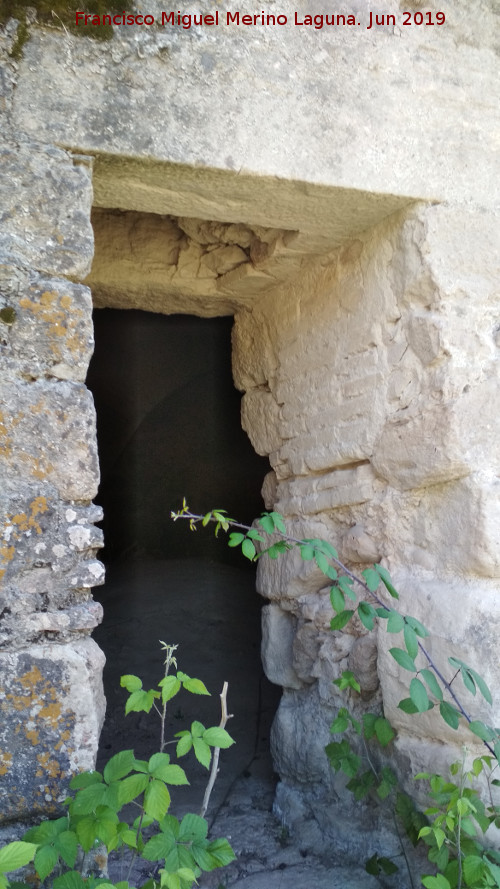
[{"left": 200, "top": 682, "right": 232, "bottom": 818}]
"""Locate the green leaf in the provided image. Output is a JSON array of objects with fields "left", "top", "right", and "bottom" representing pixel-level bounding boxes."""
[
  {"left": 190, "top": 720, "right": 205, "bottom": 738},
  {"left": 54, "top": 831, "right": 78, "bottom": 869},
  {"left": 117, "top": 773, "right": 149, "bottom": 806},
  {"left": 258, "top": 514, "right": 275, "bottom": 534},
  {"left": 358, "top": 601, "right": 376, "bottom": 631},
  {"left": 404, "top": 624, "right": 418, "bottom": 659},
  {"left": 241, "top": 538, "right": 256, "bottom": 560},
  {"left": 178, "top": 814, "right": 208, "bottom": 843},
  {"left": 33, "top": 846, "right": 59, "bottom": 882},
  {"left": 71, "top": 782, "right": 107, "bottom": 814},
  {"left": 398, "top": 698, "right": 419, "bottom": 714},
  {"left": 330, "top": 709, "right": 349, "bottom": 734},
  {"left": 460, "top": 668, "right": 477, "bottom": 696},
  {"left": 374, "top": 564, "right": 399, "bottom": 599},
  {"left": 175, "top": 733, "right": 192, "bottom": 758},
  {"left": 103, "top": 749, "right": 136, "bottom": 784},
  {"left": 314, "top": 550, "right": 330, "bottom": 575},
  {"left": 330, "top": 610, "right": 354, "bottom": 631},
  {"left": 144, "top": 779, "right": 171, "bottom": 821},
  {"left": 75, "top": 816, "right": 98, "bottom": 852},
  {"left": 142, "top": 833, "right": 172, "bottom": 862},
  {"left": 125, "top": 688, "right": 158, "bottom": 715},
  {"left": 468, "top": 668, "right": 493, "bottom": 705},
  {"left": 120, "top": 674, "right": 142, "bottom": 692},
  {"left": 420, "top": 668, "right": 443, "bottom": 701},
  {"left": 387, "top": 610, "right": 405, "bottom": 633},
  {"left": 469, "top": 721, "right": 496, "bottom": 742},
  {"left": 439, "top": 701, "right": 461, "bottom": 730},
  {"left": 405, "top": 615, "right": 429, "bottom": 637},
  {"left": 410, "top": 677, "right": 431, "bottom": 713},
  {"left": 332, "top": 670, "right": 361, "bottom": 694},
  {"left": 205, "top": 838, "right": 236, "bottom": 868},
  {"left": 193, "top": 738, "right": 211, "bottom": 769},
  {"left": 159, "top": 676, "right": 181, "bottom": 704},
  {"left": 389, "top": 648, "right": 416, "bottom": 672},
  {"left": 69, "top": 771, "right": 102, "bottom": 791},
  {"left": 0, "top": 840, "right": 37, "bottom": 873},
  {"left": 421, "top": 873, "right": 451, "bottom": 888},
  {"left": 463, "top": 855, "right": 486, "bottom": 886},
  {"left": 228, "top": 532, "right": 245, "bottom": 547},
  {"left": 362, "top": 567, "right": 380, "bottom": 592},
  {"left": 203, "top": 727, "right": 234, "bottom": 749},
  {"left": 362, "top": 713, "right": 377, "bottom": 740},
  {"left": 269, "top": 511, "right": 286, "bottom": 534},
  {"left": 374, "top": 717, "right": 395, "bottom": 747},
  {"left": 299, "top": 543, "right": 315, "bottom": 561},
  {"left": 182, "top": 677, "right": 210, "bottom": 695},
  {"left": 53, "top": 872, "right": 88, "bottom": 889},
  {"left": 330, "top": 585, "right": 345, "bottom": 613},
  {"left": 377, "top": 767, "right": 398, "bottom": 800},
  {"left": 153, "top": 764, "right": 189, "bottom": 787},
  {"left": 338, "top": 575, "right": 356, "bottom": 601}
]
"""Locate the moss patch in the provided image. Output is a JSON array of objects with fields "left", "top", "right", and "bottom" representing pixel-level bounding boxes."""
[{"left": 1, "top": 0, "right": 136, "bottom": 54}]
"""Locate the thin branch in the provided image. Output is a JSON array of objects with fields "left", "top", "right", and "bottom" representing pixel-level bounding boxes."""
[
  {"left": 200, "top": 682, "right": 232, "bottom": 818},
  {"left": 174, "top": 508, "right": 498, "bottom": 757}
]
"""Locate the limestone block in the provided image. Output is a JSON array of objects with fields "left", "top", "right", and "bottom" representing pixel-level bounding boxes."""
[
  {"left": 0, "top": 379, "right": 99, "bottom": 500},
  {"left": 261, "top": 604, "right": 303, "bottom": 689},
  {"left": 348, "top": 635, "right": 379, "bottom": 697},
  {"left": 271, "top": 686, "right": 336, "bottom": 785},
  {"left": 256, "top": 517, "right": 335, "bottom": 599},
  {"left": 377, "top": 573, "right": 500, "bottom": 743},
  {"left": 274, "top": 422, "right": 377, "bottom": 479},
  {"left": 241, "top": 389, "right": 283, "bottom": 456},
  {"left": 260, "top": 470, "right": 278, "bottom": 509},
  {"left": 0, "top": 490, "right": 104, "bottom": 647},
  {"left": 0, "top": 266, "right": 94, "bottom": 381},
  {"left": 0, "top": 638, "right": 106, "bottom": 822},
  {"left": 372, "top": 378, "right": 500, "bottom": 491},
  {"left": 292, "top": 623, "right": 322, "bottom": 683},
  {"left": 341, "top": 524, "right": 381, "bottom": 564},
  {"left": 275, "top": 464, "right": 377, "bottom": 516},
  {"left": 0, "top": 142, "right": 93, "bottom": 278}
]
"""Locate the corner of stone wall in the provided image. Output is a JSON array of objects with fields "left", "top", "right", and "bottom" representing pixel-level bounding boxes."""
[
  {"left": 232, "top": 199, "right": 500, "bottom": 862},
  {"left": 0, "top": 140, "right": 106, "bottom": 824}
]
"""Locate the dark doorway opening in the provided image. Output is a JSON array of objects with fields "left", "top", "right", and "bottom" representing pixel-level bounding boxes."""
[{"left": 86, "top": 309, "right": 280, "bottom": 820}]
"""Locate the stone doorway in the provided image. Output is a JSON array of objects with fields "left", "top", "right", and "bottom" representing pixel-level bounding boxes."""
[{"left": 85, "top": 308, "right": 280, "bottom": 819}]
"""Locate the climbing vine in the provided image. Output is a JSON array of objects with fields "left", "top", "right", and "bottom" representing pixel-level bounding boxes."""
[{"left": 172, "top": 502, "right": 500, "bottom": 889}]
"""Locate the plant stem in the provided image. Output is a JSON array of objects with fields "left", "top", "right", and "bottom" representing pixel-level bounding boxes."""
[
  {"left": 174, "top": 508, "right": 497, "bottom": 758},
  {"left": 200, "top": 682, "right": 232, "bottom": 818}
]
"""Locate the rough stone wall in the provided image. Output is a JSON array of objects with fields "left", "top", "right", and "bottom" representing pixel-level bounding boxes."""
[
  {"left": 0, "top": 141, "right": 105, "bottom": 824},
  {"left": 232, "top": 201, "right": 500, "bottom": 857}
]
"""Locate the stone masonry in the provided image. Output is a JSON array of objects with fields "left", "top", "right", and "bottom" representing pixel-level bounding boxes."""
[
  {"left": 0, "top": 142, "right": 106, "bottom": 822},
  {"left": 1, "top": 0, "right": 499, "bottom": 867}
]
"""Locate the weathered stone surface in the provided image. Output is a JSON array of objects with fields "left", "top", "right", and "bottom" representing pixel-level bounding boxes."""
[
  {"left": 87, "top": 208, "right": 307, "bottom": 316},
  {"left": 0, "top": 488, "right": 104, "bottom": 647},
  {"left": 0, "top": 142, "right": 93, "bottom": 277},
  {"left": 10, "top": 0, "right": 499, "bottom": 211},
  {"left": 0, "top": 379, "right": 99, "bottom": 499},
  {"left": 0, "top": 266, "right": 94, "bottom": 381},
  {"left": 261, "top": 604, "right": 303, "bottom": 690},
  {"left": 0, "top": 639, "right": 106, "bottom": 822}
]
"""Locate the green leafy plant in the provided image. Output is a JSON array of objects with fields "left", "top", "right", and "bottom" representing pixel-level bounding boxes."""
[
  {"left": 172, "top": 502, "right": 500, "bottom": 888},
  {"left": 1, "top": 642, "right": 235, "bottom": 889}
]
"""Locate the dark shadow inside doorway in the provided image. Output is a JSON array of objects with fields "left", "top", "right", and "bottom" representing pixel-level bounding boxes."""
[{"left": 86, "top": 309, "right": 280, "bottom": 819}]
